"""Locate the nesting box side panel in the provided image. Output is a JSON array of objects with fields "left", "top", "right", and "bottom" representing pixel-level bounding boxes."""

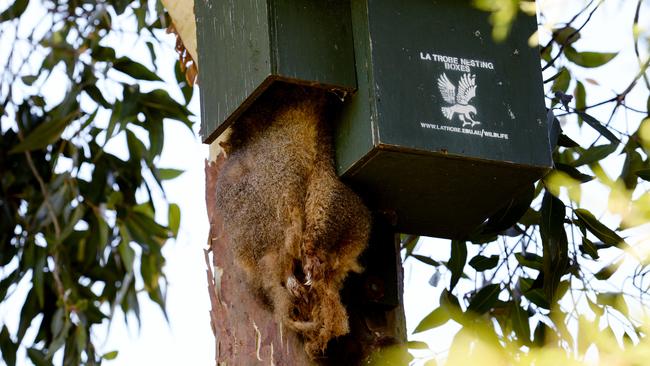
[
  {"left": 270, "top": 0, "right": 356, "bottom": 91},
  {"left": 196, "top": 0, "right": 273, "bottom": 142},
  {"left": 367, "top": 0, "right": 552, "bottom": 168},
  {"left": 335, "top": 0, "right": 378, "bottom": 176}
]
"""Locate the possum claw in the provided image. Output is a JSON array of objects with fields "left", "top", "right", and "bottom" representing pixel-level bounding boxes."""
[
  {"left": 304, "top": 256, "right": 323, "bottom": 284},
  {"left": 286, "top": 276, "right": 303, "bottom": 297}
]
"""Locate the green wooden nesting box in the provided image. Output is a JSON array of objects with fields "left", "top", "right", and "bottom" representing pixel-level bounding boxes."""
[
  {"left": 335, "top": 0, "right": 552, "bottom": 238},
  {"left": 194, "top": 0, "right": 356, "bottom": 143}
]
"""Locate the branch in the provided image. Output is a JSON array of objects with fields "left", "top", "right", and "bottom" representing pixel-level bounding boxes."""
[
  {"left": 633, "top": 0, "right": 650, "bottom": 90},
  {"left": 542, "top": 0, "right": 603, "bottom": 72}
]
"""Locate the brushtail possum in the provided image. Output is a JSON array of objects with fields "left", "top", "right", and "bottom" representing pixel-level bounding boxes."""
[{"left": 215, "top": 84, "right": 371, "bottom": 359}]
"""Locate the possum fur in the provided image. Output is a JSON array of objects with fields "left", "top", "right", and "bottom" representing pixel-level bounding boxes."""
[{"left": 215, "top": 84, "right": 371, "bottom": 359}]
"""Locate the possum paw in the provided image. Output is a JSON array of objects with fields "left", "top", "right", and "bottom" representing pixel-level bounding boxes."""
[
  {"left": 287, "top": 319, "right": 319, "bottom": 333},
  {"left": 304, "top": 339, "right": 327, "bottom": 360},
  {"left": 286, "top": 275, "right": 307, "bottom": 298}
]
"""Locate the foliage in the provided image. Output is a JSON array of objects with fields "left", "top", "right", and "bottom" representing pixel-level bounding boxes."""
[
  {"left": 0, "top": 0, "right": 192, "bottom": 364},
  {"left": 405, "top": 0, "right": 650, "bottom": 364}
]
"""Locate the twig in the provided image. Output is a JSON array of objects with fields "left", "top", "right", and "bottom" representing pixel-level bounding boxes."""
[
  {"left": 20, "top": 132, "right": 67, "bottom": 303},
  {"left": 542, "top": 1, "right": 603, "bottom": 72},
  {"left": 632, "top": 0, "right": 650, "bottom": 89}
]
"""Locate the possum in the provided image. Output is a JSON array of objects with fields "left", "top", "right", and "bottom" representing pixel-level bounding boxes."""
[{"left": 214, "top": 84, "right": 371, "bottom": 359}]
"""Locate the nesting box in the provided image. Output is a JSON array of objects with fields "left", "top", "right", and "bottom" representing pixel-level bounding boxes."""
[
  {"left": 195, "top": 0, "right": 552, "bottom": 239},
  {"left": 332, "top": 0, "right": 552, "bottom": 238},
  {"left": 194, "top": 0, "right": 356, "bottom": 143}
]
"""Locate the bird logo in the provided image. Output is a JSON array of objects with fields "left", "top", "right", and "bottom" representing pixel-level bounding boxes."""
[{"left": 437, "top": 73, "right": 480, "bottom": 127}]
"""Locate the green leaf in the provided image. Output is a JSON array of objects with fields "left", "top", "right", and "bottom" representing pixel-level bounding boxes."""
[
  {"left": 571, "top": 143, "right": 617, "bottom": 167},
  {"left": 523, "top": 288, "right": 551, "bottom": 309},
  {"left": 18, "top": 288, "right": 40, "bottom": 343},
  {"left": 439, "top": 289, "right": 463, "bottom": 322},
  {"left": 574, "top": 209, "right": 627, "bottom": 248},
  {"left": 0, "top": 326, "right": 18, "bottom": 366},
  {"left": 576, "top": 112, "right": 620, "bottom": 145},
  {"left": 91, "top": 45, "right": 116, "bottom": 62},
  {"left": 10, "top": 109, "right": 79, "bottom": 153},
  {"left": 113, "top": 56, "right": 162, "bottom": 81},
  {"left": 468, "top": 255, "right": 499, "bottom": 271},
  {"left": 118, "top": 239, "right": 135, "bottom": 273},
  {"left": 557, "top": 133, "right": 580, "bottom": 148},
  {"left": 540, "top": 192, "right": 569, "bottom": 300},
  {"left": 59, "top": 204, "right": 85, "bottom": 243},
  {"left": 564, "top": 46, "right": 618, "bottom": 68},
  {"left": 168, "top": 203, "right": 180, "bottom": 237},
  {"left": 511, "top": 302, "right": 531, "bottom": 345},
  {"left": 447, "top": 240, "right": 467, "bottom": 291},
  {"left": 0, "top": 0, "right": 29, "bottom": 21},
  {"left": 597, "top": 293, "right": 629, "bottom": 316},
  {"left": 401, "top": 234, "right": 419, "bottom": 256},
  {"left": 26, "top": 348, "right": 52, "bottom": 366},
  {"left": 514, "top": 252, "right": 543, "bottom": 271},
  {"left": 519, "top": 208, "right": 541, "bottom": 227},
  {"left": 621, "top": 150, "right": 644, "bottom": 190},
  {"left": 75, "top": 325, "right": 88, "bottom": 354},
  {"left": 158, "top": 168, "right": 184, "bottom": 180},
  {"left": 594, "top": 261, "right": 621, "bottom": 280},
  {"left": 84, "top": 85, "right": 111, "bottom": 109},
  {"left": 414, "top": 307, "right": 450, "bottom": 333},
  {"left": 580, "top": 236, "right": 599, "bottom": 260},
  {"left": 139, "top": 89, "right": 192, "bottom": 129},
  {"left": 467, "top": 284, "right": 500, "bottom": 314},
  {"left": 518, "top": 277, "right": 534, "bottom": 293},
  {"left": 553, "top": 26, "right": 580, "bottom": 45},
  {"left": 0, "top": 270, "right": 19, "bottom": 301},
  {"left": 33, "top": 251, "right": 46, "bottom": 307},
  {"left": 555, "top": 163, "right": 594, "bottom": 183},
  {"left": 551, "top": 67, "right": 571, "bottom": 94},
  {"left": 22, "top": 75, "right": 38, "bottom": 85},
  {"left": 412, "top": 254, "right": 439, "bottom": 267},
  {"left": 533, "top": 321, "right": 550, "bottom": 347},
  {"left": 636, "top": 169, "right": 650, "bottom": 182},
  {"left": 102, "top": 351, "right": 119, "bottom": 360},
  {"left": 406, "top": 341, "right": 429, "bottom": 350},
  {"left": 574, "top": 81, "right": 586, "bottom": 113}
]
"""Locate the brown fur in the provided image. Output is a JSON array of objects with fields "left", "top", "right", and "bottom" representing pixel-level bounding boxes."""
[{"left": 215, "top": 85, "right": 371, "bottom": 359}]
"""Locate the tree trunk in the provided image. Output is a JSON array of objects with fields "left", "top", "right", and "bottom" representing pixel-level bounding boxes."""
[{"left": 204, "top": 155, "right": 407, "bottom": 365}]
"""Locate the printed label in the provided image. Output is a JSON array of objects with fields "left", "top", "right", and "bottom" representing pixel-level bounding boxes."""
[{"left": 418, "top": 51, "right": 510, "bottom": 140}]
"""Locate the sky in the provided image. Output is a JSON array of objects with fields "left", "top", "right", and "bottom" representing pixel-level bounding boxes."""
[{"left": 1, "top": 0, "right": 650, "bottom": 365}]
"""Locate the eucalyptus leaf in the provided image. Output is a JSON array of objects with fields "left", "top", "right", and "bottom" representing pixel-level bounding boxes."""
[
  {"left": 168, "top": 203, "right": 181, "bottom": 237},
  {"left": 0, "top": 0, "right": 29, "bottom": 21},
  {"left": 574, "top": 209, "right": 627, "bottom": 248},
  {"left": 414, "top": 307, "right": 450, "bottom": 333},
  {"left": 467, "top": 284, "right": 500, "bottom": 314},
  {"left": 113, "top": 56, "right": 162, "bottom": 81},
  {"left": 540, "top": 192, "right": 569, "bottom": 300},
  {"left": 469, "top": 255, "right": 499, "bottom": 271},
  {"left": 511, "top": 302, "right": 531, "bottom": 345},
  {"left": 158, "top": 168, "right": 185, "bottom": 180},
  {"left": 448, "top": 240, "right": 467, "bottom": 291},
  {"left": 564, "top": 46, "right": 618, "bottom": 68},
  {"left": 10, "top": 108, "right": 79, "bottom": 153},
  {"left": 576, "top": 111, "right": 620, "bottom": 144}
]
